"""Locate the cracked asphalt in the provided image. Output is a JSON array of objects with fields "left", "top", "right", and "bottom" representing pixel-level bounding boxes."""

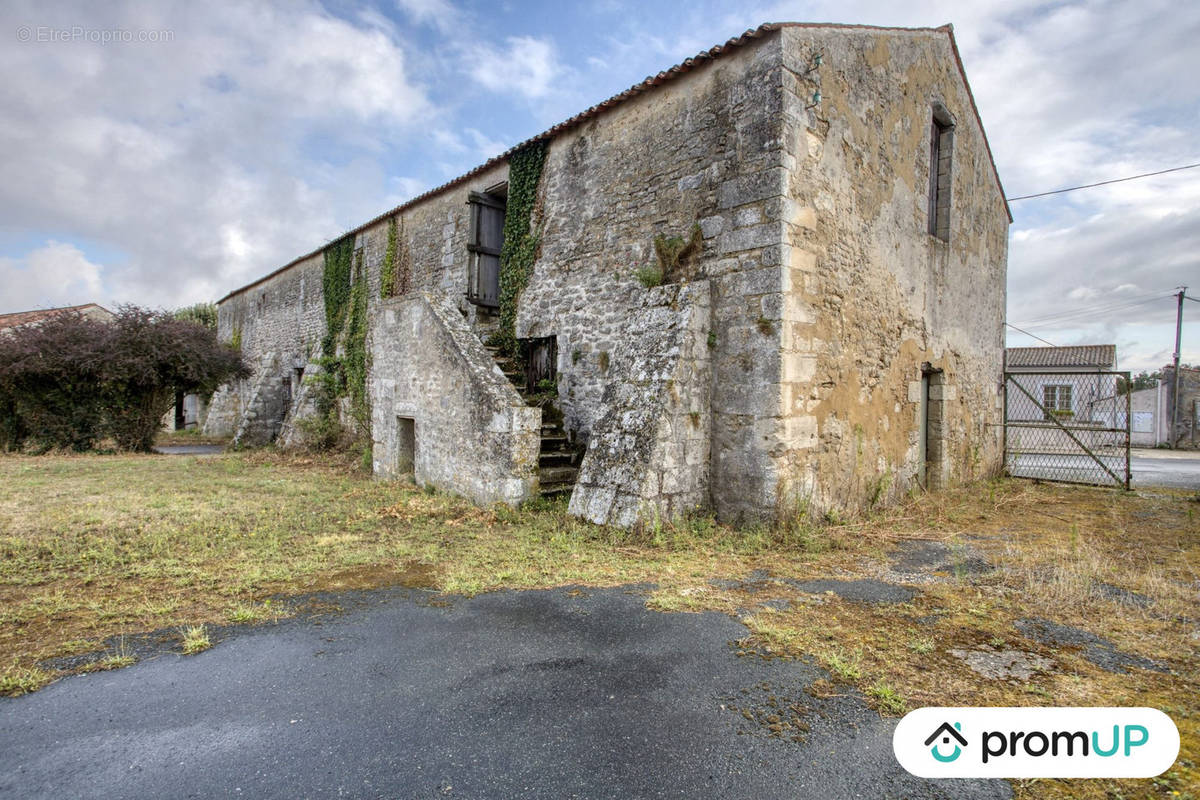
[{"left": 0, "top": 585, "right": 1010, "bottom": 799}]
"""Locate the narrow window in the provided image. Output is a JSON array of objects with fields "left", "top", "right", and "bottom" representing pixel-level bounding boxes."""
[
  {"left": 466, "top": 188, "right": 506, "bottom": 308},
  {"left": 928, "top": 104, "right": 955, "bottom": 241}
]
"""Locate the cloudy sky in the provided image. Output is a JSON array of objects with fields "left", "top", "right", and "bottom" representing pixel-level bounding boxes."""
[{"left": 1, "top": 0, "right": 1196, "bottom": 372}]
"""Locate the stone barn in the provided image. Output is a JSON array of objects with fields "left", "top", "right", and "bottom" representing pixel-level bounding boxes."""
[{"left": 205, "top": 22, "right": 1010, "bottom": 526}]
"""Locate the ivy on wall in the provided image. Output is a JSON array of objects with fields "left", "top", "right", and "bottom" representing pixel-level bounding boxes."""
[
  {"left": 321, "top": 234, "right": 355, "bottom": 360},
  {"left": 380, "top": 218, "right": 397, "bottom": 299},
  {"left": 496, "top": 140, "right": 548, "bottom": 355},
  {"left": 308, "top": 233, "right": 370, "bottom": 445},
  {"left": 379, "top": 215, "right": 412, "bottom": 300},
  {"left": 343, "top": 249, "right": 370, "bottom": 422}
]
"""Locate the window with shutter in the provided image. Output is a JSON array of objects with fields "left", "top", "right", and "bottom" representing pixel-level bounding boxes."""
[{"left": 466, "top": 190, "right": 505, "bottom": 308}]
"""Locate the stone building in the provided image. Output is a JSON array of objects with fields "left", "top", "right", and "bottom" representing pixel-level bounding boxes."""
[
  {"left": 0, "top": 303, "right": 114, "bottom": 332},
  {"left": 205, "top": 22, "right": 1010, "bottom": 526}
]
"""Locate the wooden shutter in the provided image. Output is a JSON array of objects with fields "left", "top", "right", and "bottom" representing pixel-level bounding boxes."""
[{"left": 467, "top": 192, "right": 504, "bottom": 308}]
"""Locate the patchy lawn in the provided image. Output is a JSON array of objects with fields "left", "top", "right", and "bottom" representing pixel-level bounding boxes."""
[{"left": 0, "top": 450, "right": 1196, "bottom": 799}]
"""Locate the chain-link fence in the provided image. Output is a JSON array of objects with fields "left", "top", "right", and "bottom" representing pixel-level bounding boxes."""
[{"left": 1004, "top": 370, "right": 1130, "bottom": 488}]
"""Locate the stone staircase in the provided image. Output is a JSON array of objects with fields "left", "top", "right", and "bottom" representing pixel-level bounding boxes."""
[{"left": 484, "top": 342, "right": 582, "bottom": 498}]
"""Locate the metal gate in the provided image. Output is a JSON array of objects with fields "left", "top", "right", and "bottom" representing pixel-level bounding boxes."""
[{"left": 1003, "top": 370, "right": 1131, "bottom": 489}]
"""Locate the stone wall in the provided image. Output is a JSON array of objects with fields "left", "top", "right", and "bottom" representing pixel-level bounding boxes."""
[
  {"left": 569, "top": 281, "right": 712, "bottom": 527},
  {"left": 517, "top": 32, "right": 789, "bottom": 521},
  {"left": 1163, "top": 366, "right": 1200, "bottom": 448},
  {"left": 207, "top": 24, "right": 1009, "bottom": 525},
  {"left": 770, "top": 26, "right": 1009, "bottom": 515},
  {"left": 368, "top": 292, "right": 540, "bottom": 506},
  {"left": 204, "top": 251, "right": 326, "bottom": 441}
]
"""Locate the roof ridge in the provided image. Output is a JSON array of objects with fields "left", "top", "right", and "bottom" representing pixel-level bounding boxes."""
[{"left": 218, "top": 21, "right": 1008, "bottom": 304}]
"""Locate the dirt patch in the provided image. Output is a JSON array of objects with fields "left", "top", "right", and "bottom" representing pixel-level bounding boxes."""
[
  {"left": 1093, "top": 581, "right": 1152, "bottom": 608},
  {"left": 721, "top": 681, "right": 814, "bottom": 742},
  {"left": 311, "top": 561, "right": 439, "bottom": 592},
  {"left": 949, "top": 646, "right": 1054, "bottom": 681}
]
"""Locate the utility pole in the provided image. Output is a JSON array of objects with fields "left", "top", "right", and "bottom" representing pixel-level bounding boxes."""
[{"left": 1170, "top": 286, "right": 1186, "bottom": 448}]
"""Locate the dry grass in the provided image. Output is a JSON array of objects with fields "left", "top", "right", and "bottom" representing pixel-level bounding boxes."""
[
  {"left": 0, "top": 451, "right": 1196, "bottom": 797},
  {"left": 180, "top": 625, "right": 211, "bottom": 655},
  {"left": 0, "top": 450, "right": 827, "bottom": 691}
]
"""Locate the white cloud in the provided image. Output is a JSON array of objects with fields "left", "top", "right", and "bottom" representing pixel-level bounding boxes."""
[
  {"left": 0, "top": 242, "right": 106, "bottom": 311},
  {"left": 464, "top": 128, "right": 508, "bottom": 160},
  {"left": 469, "top": 36, "right": 565, "bottom": 100},
  {"left": 0, "top": 0, "right": 434, "bottom": 313},
  {"left": 394, "top": 0, "right": 459, "bottom": 31},
  {"left": 0, "top": 0, "right": 1194, "bottom": 369}
]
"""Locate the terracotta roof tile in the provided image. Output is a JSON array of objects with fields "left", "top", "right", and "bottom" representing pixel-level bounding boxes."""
[
  {"left": 0, "top": 303, "right": 113, "bottom": 331},
  {"left": 1005, "top": 345, "right": 1117, "bottom": 369}
]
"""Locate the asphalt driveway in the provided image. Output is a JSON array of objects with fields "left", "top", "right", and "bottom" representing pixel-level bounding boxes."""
[
  {"left": 1131, "top": 448, "right": 1200, "bottom": 489},
  {"left": 0, "top": 585, "right": 1009, "bottom": 799},
  {"left": 1007, "top": 448, "right": 1200, "bottom": 489}
]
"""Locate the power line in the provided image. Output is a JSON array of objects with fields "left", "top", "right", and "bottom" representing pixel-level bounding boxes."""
[
  {"left": 1006, "top": 162, "right": 1200, "bottom": 201},
  {"left": 1014, "top": 293, "right": 1173, "bottom": 328},
  {"left": 1017, "top": 295, "right": 1159, "bottom": 325},
  {"left": 1005, "top": 323, "right": 1059, "bottom": 347}
]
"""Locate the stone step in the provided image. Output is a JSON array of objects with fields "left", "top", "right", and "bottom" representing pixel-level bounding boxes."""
[
  {"left": 538, "top": 449, "right": 578, "bottom": 467},
  {"left": 539, "top": 482, "right": 575, "bottom": 498},
  {"left": 539, "top": 465, "right": 579, "bottom": 485}
]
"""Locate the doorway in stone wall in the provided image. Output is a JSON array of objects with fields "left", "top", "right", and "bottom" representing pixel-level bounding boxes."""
[
  {"left": 918, "top": 365, "right": 944, "bottom": 490},
  {"left": 396, "top": 417, "right": 416, "bottom": 475}
]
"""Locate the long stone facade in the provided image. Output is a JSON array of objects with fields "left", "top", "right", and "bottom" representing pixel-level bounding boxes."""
[{"left": 206, "top": 22, "right": 1010, "bottom": 526}]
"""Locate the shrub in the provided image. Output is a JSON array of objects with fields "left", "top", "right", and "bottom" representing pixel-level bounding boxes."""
[
  {"left": 0, "top": 311, "right": 110, "bottom": 451},
  {"left": 98, "top": 307, "right": 248, "bottom": 451},
  {"left": 634, "top": 264, "right": 663, "bottom": 288},
  {"left": 0, "top": 305, "right": 248, "bottom": 453}
]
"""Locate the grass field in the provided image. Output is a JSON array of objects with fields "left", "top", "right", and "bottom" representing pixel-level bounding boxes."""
[{"left": 0, "top": 449, "right": 1196, "bottom": 798}]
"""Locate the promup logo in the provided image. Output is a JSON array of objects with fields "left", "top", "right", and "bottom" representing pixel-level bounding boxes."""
[
  {"left": 924, "top": 721, "right": 967, "bottom": 763},
  {"left": 894, "top": 708, "right": 1179, "bottom": 779}
]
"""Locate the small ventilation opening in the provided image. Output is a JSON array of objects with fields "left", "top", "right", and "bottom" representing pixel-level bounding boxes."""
[{"left": 396, "top": 417, "right": 416, "bottom": 475}]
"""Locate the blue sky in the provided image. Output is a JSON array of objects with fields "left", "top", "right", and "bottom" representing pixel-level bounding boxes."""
[{"left": 0, "top": 0, "right": 1196, "bottom": 372}]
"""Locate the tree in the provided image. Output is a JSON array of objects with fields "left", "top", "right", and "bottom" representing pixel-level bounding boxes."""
[
  {"left": 98, "top": 307, "right": 248, "bottom": 451},
  {"left": 1117, "top": 370, "right": 1161, "bottom": 395},
  {"left": 0, "top": 306, "right": 247, "bottom": 453},
  {"left": 173, "top": 302, "right": 218, "bottom": 330}
]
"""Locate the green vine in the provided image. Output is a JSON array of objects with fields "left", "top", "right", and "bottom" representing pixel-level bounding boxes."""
[
  {"left": 380, "top": 215, "right": 413, "bottom": 300},
  {"left": 496, "top": 140, "right": 548, "bottom": 355},
  {"left": 310, "top": 233, "right": 370, "bottom": 444},
  {"left": 380, "top": 217, "right": 397, "bottom": 299},
  {"left": 344, "top": 249, "right": 370, "bottom": 422},
  {"left": 321, "top": 234, "right": 355, "bottom": 359}
]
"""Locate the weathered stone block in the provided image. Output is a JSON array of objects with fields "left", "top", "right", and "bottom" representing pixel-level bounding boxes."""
[{"left": 716, "top": 168, "right": 788, "bottom": 209}]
